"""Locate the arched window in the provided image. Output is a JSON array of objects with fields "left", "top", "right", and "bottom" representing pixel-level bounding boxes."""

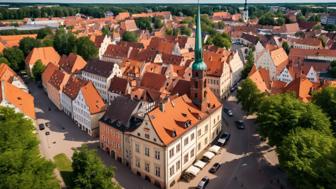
[{"left": 204, "top": 90, "right": 207, "bottom": 98}]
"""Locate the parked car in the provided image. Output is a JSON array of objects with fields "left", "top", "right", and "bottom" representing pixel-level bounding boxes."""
[
  {"left": 223, "top": 108, "right": 233, "bottom": 117},
  {"left": 217, "top": 132, "right": 231, "bottom": 146},
  {"left": 197, "top": 176, "right": 210, "bottom": 189},
  {"left": 230, "top": 85, "right": 238, "bottom": 92},
  {"left": 209, "top": 163, "right": 221, "bottom": 173},
  {"left": 235, "top": 120, "right": 245, "bottom": 129},
  {"left": 38, "top": 123, "right": 45, "bottom": 130}
]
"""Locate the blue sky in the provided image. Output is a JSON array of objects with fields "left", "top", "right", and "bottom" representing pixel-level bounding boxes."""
[{"left": 2, "top": 0, "right": 336, "bottom": 3}]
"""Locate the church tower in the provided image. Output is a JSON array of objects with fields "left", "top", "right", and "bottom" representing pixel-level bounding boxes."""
[
  {"left": 243, "top": 0, "right": 249, "bottom": 23},
  {"left": 191, "top": 4, "right": 208, "bottom": 112}
]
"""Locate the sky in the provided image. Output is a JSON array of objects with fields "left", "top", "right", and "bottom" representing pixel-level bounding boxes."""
[{"left": 1, "top": 0, "right": 336, "bottom": 4}]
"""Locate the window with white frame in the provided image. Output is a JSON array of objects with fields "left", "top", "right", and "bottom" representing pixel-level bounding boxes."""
[
  {"left": 155, "top": 166, "right": 160, "bottom": 177},
  {"left": 135, "top": 144, "right": 140, "bottom": 153},
  {"left": 155, "top": 150, "right": 160, "bottom": 160},
  {"left": 145, "top": 147, "right": 150, "bottom": 157},
  {"left": 145, "top": 162, "right": 150, "bottom": 172}
]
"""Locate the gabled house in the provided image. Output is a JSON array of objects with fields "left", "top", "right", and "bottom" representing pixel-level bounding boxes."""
[
  {"left": 73, "top": 81, "right": 106, "bottom": 136},
  {"left": 25, "top": 46, "right": 60, "bottom": 75},
  {"left": 81, "top": 59, "right": 122, "bottom": 101},
  {"left": 61, "top": 76, "right": 88, "bottom": 117},
  {"left": 0, "top": 81, "right": 35, "bottom": 120},
  {"left": 108, "top": 77, "right": 130, "bottom": 103},
  {"left": 59, "top": 53, "right": 87, "bottom": 74},
  {"left": 47, "top": 69, "right": 70, "bottom": 110}
]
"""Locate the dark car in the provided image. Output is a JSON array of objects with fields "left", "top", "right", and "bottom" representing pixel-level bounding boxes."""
[
  {"left": 230, "top": 85, "right": 238, "bottom": 92},
  {"left": 217, "top": 132, "right": 231, "bottom": 146},
  {"left": 235, "top": 120, "right": 245, "bottom": 129},
  {"left": 209, "top": 163, "right": 221, "bottom": 173},
  {"left": 197, "top": 176, "right": 210, "bottom": 189},
  {"left": 223, "top": 108, "right": 233, "bottom": 117},
  {"left": 38, "top": 123, "right": 45, "bottom": 130}
]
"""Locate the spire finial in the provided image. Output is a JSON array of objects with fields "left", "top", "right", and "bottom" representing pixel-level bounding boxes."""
[{"left": 192, "top": 0, "right": 207, "bottom": 71}]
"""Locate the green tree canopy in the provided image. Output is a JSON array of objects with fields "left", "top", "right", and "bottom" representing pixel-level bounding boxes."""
[
  {"left": 19, "top": 37, "right": 41, "bottom": 56},
  {"left": 101, "top": 25, "right": 111, "bottom": 36},
  {"left": 257, "top": 93, "right": 332, "bottom": 147},
  {"left": 75, "top": 37, "right": 98, "bottom": 60},
  {"left": 237, "top": 78, "right": 264, "bottom": 114},
  {"left": 53, "top": 28, "right": 77, "bottom": 55},
  {"left": 278, "top": 128, "right": 336, "bottom": 189},
  {"left": 72, "top": 145, "right": 119, "bottom": 189},
  {"left": 312, "top": 86, "right": 336, "bottom": 121},
  {"left": 153, "top": 17, "right": 163, "bottom": 29},
  {"left": 0, "top": 107, "right": 59, "bottom": 189},
  {"left": 37, "top": 27, "right": 53, "bottom": 39},
  {"left": 32, "top": 60, "right": 45, "bottom": 81},
  {"left": 241, "top": 49, "right": 254, "bottom": 79},
  {"left": 135, "top": 17, "right": 152, "bottom": 31},
  {"left": 122, "top": 31, "right": 138, "bottom": 42},
  {"left": 3, "top": 47, "right": 25, "bottom": 71},
  {"left": 282, "top": 41, "right": 290, "bottom": 54},
  {"left": 180, "top": 26, "right": 192, "bottom": 36},
  {"left": 165, "top": 27, "right": 179, "bottom": 36}
]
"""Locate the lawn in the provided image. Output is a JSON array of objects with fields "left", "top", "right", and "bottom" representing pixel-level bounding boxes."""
[{"left": 53, "top": 153, "right": 74, "bottom": 187}]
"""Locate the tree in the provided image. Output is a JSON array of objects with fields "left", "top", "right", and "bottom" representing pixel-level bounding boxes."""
[
  {"left": 282, "top": 41, "right": 290, "bottom": 54},
  {"left": 32, "top": 60, "right": 45, "bottom": 81},
  {"left": 278, "top": 128, "right": 336, "bottom": 189},
  {"left": 72, "top": 145, "right": 119, "bottom": 189},
  {"left": 37, "top": 27, "right": 53, "bottom": 39},
  {"left": 0, "top": 107, "right": 59, "bottom": 189},
  {"left": 0, "top": 56, "right": 9, "bottom": 65},
  {"left": 217, "top": 21, "right": 225, "bottom": 29},
  {"left": 53, "top": 28, "right": 77, "bottom": 55},
  {"left": 165, "top": 27, "right": 179, "bottom": 36},
  {"left": 180, "top": 26, "right": 192, "bottom": 36},
  {"left": 3, "top": 47, "right": 25, "bottom": 71},
  {"left": 153, "top": 17, "right": 163, "bottom": 29},
  {"left": 206, "top": 32, "right": 232, "bottom": 49},
  {"left": 101, "top": 25, "right": 111, "bottom": 36},
  {"left": 19, "top": 37, "right": 41, "bottom": 56},
  {"left": 135, "top": 17, "right": 152, "bottom": 31},
  {"left": 328, "top": 61, "right": 336, "bottom": 78},
  {"left": 76, "top": 37, "right": 98, "bottom": 60},
  {"left": 257, "top": 93, "right": 332, "bottom": 147},
  {"left": 237, "top": 79, "right": 264, "bottom": 114},
  {"left": 122, "top": 31, "right": 138, "bottom": 42},
  {"left": 312, "top": 86, "right": 336, "bottom": 121},
  {"left": 241, "top": 49, "right": 254, "bottom": 79}
]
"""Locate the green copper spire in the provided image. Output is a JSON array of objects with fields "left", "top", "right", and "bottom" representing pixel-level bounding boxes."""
[{"left": 192, "top": 3, "right": 207, "bottom": 71}]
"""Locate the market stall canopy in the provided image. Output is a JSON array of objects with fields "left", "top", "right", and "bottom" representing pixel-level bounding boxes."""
[
  {"left": 209, "top": 145, "right": 221, "bottom": 154},
  {"left": 185, "top": 165, "right": 201, "bottom": 176},
  {"left": 194, "top": 160, "right": 207, "bottom": 169},
  {"left": 203, "top": 151, "right": 215, "bottom": 160}
]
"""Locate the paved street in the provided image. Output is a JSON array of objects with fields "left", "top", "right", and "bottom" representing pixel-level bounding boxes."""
[
  {"left": 172, "top": 94, "right": 289, "bottom": 189},
  {"left": 30, "top": 81, "right": 289, "bottom": 189},
  {"left": 29, "top": 82, "right": 157, "bottom": 189}
]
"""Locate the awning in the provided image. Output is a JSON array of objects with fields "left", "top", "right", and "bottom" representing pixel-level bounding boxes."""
[
  {"left": 185, "top": 165, "right": 201, "bottom": 176},
  {"left": 217, "top": 138, "right": 226, "bottom": 144},
  {"left": 209, "top": 145, "right": 221, "bottom": 154},
  {"left": 194, "top": 160, "right": 207, "bottom": 169},
  {"left": 203, "top": 151, "right": 215, "bottom": 160}
]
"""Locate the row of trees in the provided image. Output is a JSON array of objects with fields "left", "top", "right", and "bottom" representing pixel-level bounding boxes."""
[
  {"left": 237, "top": 79, "right": 336, "bottom": 188},
  {"left": 0, "top": 107, "right": 60, "bottom": 188},
  {"left": 0, "top": 106, "right": 119, "bottom": 189},
  {"left": 0, "top": 27, "right": 97, "bottom": 81}
]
